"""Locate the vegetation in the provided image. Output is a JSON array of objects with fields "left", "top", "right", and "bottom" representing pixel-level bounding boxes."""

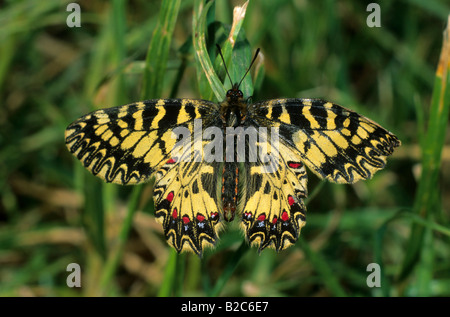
[{"left": 0, "top": 0, "right": 449, "bottom": 297}]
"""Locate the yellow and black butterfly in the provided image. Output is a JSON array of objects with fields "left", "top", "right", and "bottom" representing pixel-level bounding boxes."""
[{"left": 65, "top": 47, "right": 400, "bottom": 256}]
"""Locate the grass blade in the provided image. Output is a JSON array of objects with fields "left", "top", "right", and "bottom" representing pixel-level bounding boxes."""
[
  {"left": 209, "top": 241, "right": 249, "bottom": 296},
  {"left": 399, "top": 16, "right": 450, "bottom": 282},
  {"left": 98, "top": 0, "right": 182, "bottom": 294},
  {"left": 141, "top": 0, "right": 181, "bottom": 99},
  {"left": 299, "top": 239, "right": 347, "bottom": 297},
  {"left": 158, "top": 249, "right": 179, "bottom": 296},
  {"left": 193, "top": 0, "right": 226, "bottom": 101},
  {"left": 100, "top": 185, "right": 143, "bottom": 291}
]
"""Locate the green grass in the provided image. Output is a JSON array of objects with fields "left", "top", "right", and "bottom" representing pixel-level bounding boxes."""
[{"left": 0, "top": 0, "right": 449, "bottom": 297}]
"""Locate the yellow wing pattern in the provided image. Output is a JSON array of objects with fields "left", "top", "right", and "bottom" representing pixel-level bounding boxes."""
[
  {"left": 240, "top": 98, "right": 400, "bottom": 252},
  {"left": 249, "top": 98, "right": 400, "bottom": 184},
  {"left": 66, "top": 96, "right": 400, "bottom": 255},
  {"left": 65, "top": 99, "right": 224, "bottom": 256},
  {"left": 65, "top": 99, "right": 218, "bottom": 184},
  {"left": 152, "top": 149, "right": 223, "bottom": 255},
  {"left": 240, "top": 134, "right": 308, "bottom": 252}
]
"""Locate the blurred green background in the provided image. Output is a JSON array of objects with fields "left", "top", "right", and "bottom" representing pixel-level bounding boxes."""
[{"left": 0, "top": 0, "right": 449, "bottom": 297}]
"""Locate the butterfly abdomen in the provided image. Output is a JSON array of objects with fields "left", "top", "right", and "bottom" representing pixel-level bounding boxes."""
[{"left": 222, "top": 162, "right": 238, "bottom": 221}]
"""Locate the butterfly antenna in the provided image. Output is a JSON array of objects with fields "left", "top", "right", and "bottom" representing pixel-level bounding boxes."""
[
  {"left": 216, "top": 44, "right": 234, "bottom": 87},
  {"left": 238, "top": 47, "right": 260, "bottom": 88}
]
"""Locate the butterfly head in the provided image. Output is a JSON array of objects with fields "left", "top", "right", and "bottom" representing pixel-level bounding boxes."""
[
  {"left": 216, "top": 44, "right": 260, "bottom": 124},
  {"left": 226, "top": 83, "right": 244, "bottom": 106},
  {"left": 216, "top": 44, "right": 260, "bottom": 105}
]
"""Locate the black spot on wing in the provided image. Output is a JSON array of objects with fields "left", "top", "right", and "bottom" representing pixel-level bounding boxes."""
[
  {"left": 308, "top": 102, "right": 328, "bottom": 129},
  {"left": 269, "top": 106, "right": 282, "bottom": 121},
  {"left": 263, "top": 181, "right": 270, "bottom": 194},
  {"left": 192, "top": 179, "right": 199, "bottom": 194},
  {"left": 284, "top": 105, "right": 311, "bottom": 129},
  {"left": 140, "top": 103, "right": 160, "bottom": 130}
]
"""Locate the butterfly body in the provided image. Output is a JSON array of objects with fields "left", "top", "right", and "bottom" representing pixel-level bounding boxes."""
[{"left": 219, "top": 84, "right": 248, "bottom": 222}]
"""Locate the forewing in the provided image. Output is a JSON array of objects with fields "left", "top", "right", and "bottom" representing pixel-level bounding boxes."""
[
  {"left": 65, "top": 99, "right": 218, "bottom": 185},
  {"left": 248, "top": 98, "right": 400, "bottom": 184}
]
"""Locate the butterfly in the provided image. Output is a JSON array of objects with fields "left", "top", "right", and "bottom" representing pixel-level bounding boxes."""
[{"left": 65, "top": 47, "right": 400, "bottom": 256}]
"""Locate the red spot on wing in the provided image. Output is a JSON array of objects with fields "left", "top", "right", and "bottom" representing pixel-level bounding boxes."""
[
  {"left": 281, "top": 210, "right": 289, "bottom": 222},
  {"left": 182, "top": 216, "right": 190, "bottom": 224},
  {"left": 167, "top": 158, "right": 177, "bottom": 164},
  {"left": 257, "top": 214, "right": 266, "bottom": 221},
  {"left": 172, "top": 208, "right": 178, "bottom": 219},
  {"left": 210, "top": 212, "right": 220, "bottom": 222},
  {"left": 196, "top": 214, "right": 205, "bottom": 222},
  {"left": 288, "top": 162, "right": 302, "bottom": 168},
  {"left": 288, "top": 195, "right": 295, "bottom": 206},
  {"left": 272, "top": 217, "right": 278, "bottom": 224},
  {"left": 167, "top": 191, "right": 174, "bottom": 202}
]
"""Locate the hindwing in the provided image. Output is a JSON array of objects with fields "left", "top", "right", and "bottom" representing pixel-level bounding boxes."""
[
  {"left": 239, "top": 127, "right": 307, "bottom": 252},
  {"left": 153, "top": 152, "right": 222, "bottom": 256}
]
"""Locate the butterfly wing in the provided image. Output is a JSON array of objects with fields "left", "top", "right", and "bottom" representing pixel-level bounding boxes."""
[
  {"left": 239, "top": 129, "right": 308, "bottom": 252},
  {"left": 65, "top": 98, "right": 219, "bottom": 185},
  {"left": 249, "top": 98, "right": 400, "bottom": 184},
  {"left": 240, "top": 98, "right": 400, "bottom": 251},
  {"left": 65, "top": 99, "right": 224, "bottom": 255},
  {"left": 152, "top": 147, "right": 223, "bottom": 256}
]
